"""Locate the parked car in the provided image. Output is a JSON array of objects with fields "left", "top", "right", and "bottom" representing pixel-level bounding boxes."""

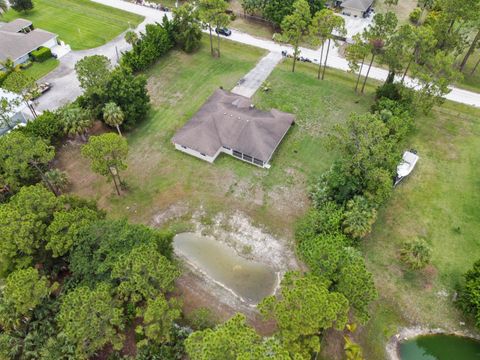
[{"left": 215, "top": 27, "right": 232, "bottom": 36}]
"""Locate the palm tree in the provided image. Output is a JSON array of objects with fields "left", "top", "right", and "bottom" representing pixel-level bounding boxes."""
[
  {"left": 43, "top": 169, "right": 69, "bottom": 195},
  {"left": 60, "top": 106, "right": 93, "bottom": 142},
  {"left": 103, "top": 102, "right": 124, "bottom": 136},
  {"left": 0, "top": 58, "right": 21, "bottom": 75},
  {"left": 125, "top": 30, "right": 138, "bottom": 46},
  {"left": 0, "top": 0, "right": 8, "bottom": 15}
]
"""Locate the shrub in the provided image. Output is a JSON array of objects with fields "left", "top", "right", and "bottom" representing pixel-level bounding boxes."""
[
  {"left": 19, "top": 111, "right": 65, "bottom": 144},
  {"left": 187, "top": 308, "right": 218, "bottom": 330},
  {"left": 409, "top": 8, "right": 422, "bottom": 25},
  {"left": 31, "top": 47, "right": 52, "bottom": 62},
  {"left": 0, "top": 71, "right": 7, "bottom": 86},
  {"left": 295, "top": 202, "right": 345, "bottom": 244},
  {"left": 458, "top": 259, "right": 480, "bottom": 329},
  {"left": 400, "top": 238, "right": 432, "bottom": 270},
  {"left": 342, "top": 196, "right": 377, "bottom": 239}
]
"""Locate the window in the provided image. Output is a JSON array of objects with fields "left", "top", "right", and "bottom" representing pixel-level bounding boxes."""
[
  {"left": 200, "top": 153, "right": 206, "bottom": 156},
  {"left": 223, "top": 146, "right": 231, "bottom": 150},
  {"left": 254, "top": 158, "right": 264, "bottom": 167},
  {"left": 181, "top": 145, "right": 187, "bottom": 149},
  {"left": 233, "top": 150, "right": 242, "bottom": 158},
  {"left": 243, "top": 154, "right": 253, "bottom": 163}
]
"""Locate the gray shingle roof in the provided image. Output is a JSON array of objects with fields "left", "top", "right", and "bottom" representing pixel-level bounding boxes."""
[
  {"left": 0, "top": 19, "right": 57, "bottom": 63},
  {"left": 341, "top": 0, "right": 373, "bottom": 12},
  {"left": 172, "top": 89, "right": 294, "bottom": 163},
  {"left": 0, "top": 18, "right": 32, "bottom": 33}
]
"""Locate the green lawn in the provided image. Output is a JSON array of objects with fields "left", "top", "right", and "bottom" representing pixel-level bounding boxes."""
[
  {"left": 58, "top": 36, "right": 374, "bottom": 237},
  {"left": 359, "top": 100, "right": 480, "bottom": 358},
  {"left": 456, "top": 52, "right": 480, "bottom": 93},
  {"left": 3, "top": 0, "right": 144, "bottom": 50},
  {"left": 23, "top": 58, "right": 59, "bottom": 81}
]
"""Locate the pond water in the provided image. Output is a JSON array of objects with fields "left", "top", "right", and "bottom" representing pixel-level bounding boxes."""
[
  {"left": 399, "top": 334, "right": 480, "bottom": 360},
  {"left": 173, "top": 232, "right": 278, "bottom": 304}
]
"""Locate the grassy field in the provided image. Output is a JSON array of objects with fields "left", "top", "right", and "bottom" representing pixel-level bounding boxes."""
[
  {"left": 57, "top": 36, "right": 374, "bottom": 238},
  {"left": 456, "top": 52, "right": 480, "bottom": 93},
  {"left": 359, "top": 100, "right": 480, "bottom": 358},
  {"left": 23, "top": 58, "right": 59, "bottom": 81},
  {"left": 3, "top": 0, "right": 144, "bottom": 50}
]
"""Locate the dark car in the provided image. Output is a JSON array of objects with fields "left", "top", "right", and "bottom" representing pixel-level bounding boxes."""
[{"left": 215, "top": 27, "right": 232, "bottom": 36}]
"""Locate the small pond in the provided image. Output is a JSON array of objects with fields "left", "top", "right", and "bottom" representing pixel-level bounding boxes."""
[
  {"left": 173, "top": 232, "right": 278, "bottom": 304},
  {"left": 399, "top": 334, "right": 480, "bottom": 360}
]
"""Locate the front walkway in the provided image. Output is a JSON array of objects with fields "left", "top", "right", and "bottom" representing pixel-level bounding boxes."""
[{"left": 231, "top": 52, "right": 283, "bottom": 98}]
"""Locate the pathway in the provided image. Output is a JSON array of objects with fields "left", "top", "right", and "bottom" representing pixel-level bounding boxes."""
[
  {"left": 90, "top": 0, "right": 480, "bottom": 108},
  {"left": 231, "top": 52, "right": 283, "bottom": 98}
]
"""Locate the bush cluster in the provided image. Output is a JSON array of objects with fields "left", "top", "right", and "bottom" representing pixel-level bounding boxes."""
[
  {"left": 122, "top": 19, "right": 174, "bottom": 72},
  {"left": 31, "top": 46, "right": 52, "bottom": 62}
]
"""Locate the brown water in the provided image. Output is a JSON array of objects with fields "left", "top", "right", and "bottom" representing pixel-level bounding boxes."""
[{"left": 174, "top": 232, "right": 278, "bottom": 304}]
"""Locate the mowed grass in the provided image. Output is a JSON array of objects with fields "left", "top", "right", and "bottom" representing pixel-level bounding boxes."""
[
  {"left": 23, "top": 58, "right": 59, "bottom": 80},
  {"left": 359, "top": 101, "right": 480, "bottom": 358},
  {"left": 3, "top": 0, "right": 144, "bottom": 50},
  {"left": 57, "top": 37, "right": 373, "bottom": 237}
]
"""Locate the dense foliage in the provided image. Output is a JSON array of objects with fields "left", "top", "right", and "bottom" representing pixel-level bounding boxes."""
[{"left": 459, "top": 260, "right": 480, "bottom": 329}]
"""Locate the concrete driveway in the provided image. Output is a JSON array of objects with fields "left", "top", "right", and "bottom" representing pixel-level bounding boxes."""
[{"left": 35, "top": 19, "right": 150, "bottom": 112}]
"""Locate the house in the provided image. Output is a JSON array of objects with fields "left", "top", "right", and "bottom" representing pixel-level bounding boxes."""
[
  {"left": 172, "top": 89, "right": 295, "bottom": 168},
  {"left": 0, "top": 88, "right": 29, "bottom": 136},
  {"left": 340, "top": 0, "right": 373, "bottom": 17},
  {"left": 0, "top": 19, "right": 59, "bottom": 67}
]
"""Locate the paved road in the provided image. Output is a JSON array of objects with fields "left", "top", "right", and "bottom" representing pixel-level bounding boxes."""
[
  {"left": 90, "top": 0, "right": 480, "bottom": 108},
  {"left": 231, "top": 52, "right": 283, "bottom": 98}
]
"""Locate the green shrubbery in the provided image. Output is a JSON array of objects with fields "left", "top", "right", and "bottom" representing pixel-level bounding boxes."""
[
  {"left": 122, "top": 20, "right": 174, "bottom": 72},
  {"left": 31, "top": 47, "right": 52, "bottom": 62},
  {"left": 19, "top": 111, "right": 65, "bottom": 144},
  {"left": 459, "top": 260, "right": 480, "bottom": 329}
]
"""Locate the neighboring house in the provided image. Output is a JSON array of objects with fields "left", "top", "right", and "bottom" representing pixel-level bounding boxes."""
[
  {"left": 172, "top": 89, "right": 294, "bottom": 169},
  {"left": 0, "top": 88, "right": 29, "bottom": 136},
  {"left": 0, "top": 19, "right": 59, "bottom": 68},
  {"left": 340, "top": 0, "right": 374, "bottom": 17}
]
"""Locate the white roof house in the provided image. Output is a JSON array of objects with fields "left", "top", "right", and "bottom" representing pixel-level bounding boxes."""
[{"left": 0, "top": 88, "right": 29, "bottom": 136}]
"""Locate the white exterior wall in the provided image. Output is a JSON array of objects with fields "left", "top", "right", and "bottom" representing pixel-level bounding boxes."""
[
  {"left": 14, "top": 54, "right": 30, "bottom": 66},
  {"left": 342, "top": 7, "right": 364, "bottom": 17},
  {"left": 174, "top": 143, "right": 269, "bottom": 168},
  {"left": 41, "top": 37, "right": 58, "bottom": 49},
  {"left": 174, "top": 143, "right": 220, "bottom": 163}
]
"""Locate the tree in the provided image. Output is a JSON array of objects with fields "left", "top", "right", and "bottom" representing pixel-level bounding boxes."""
[
  {"left": 111, "top": 242, "right": 179, "bottom": 303},
  {"left": 173, "top": 3, "right": 203, "bottom": 53},
  {"left": 342, "top": 196, "right": 377, "bottom": 239},
  {"left": 59, "top": 105, "right": 93, "bottom": 142},
  {"left": 0, "top": 132, "right": 55, "bottom": 193},
  {"left": 0, "top": 95, "right": 22, "bottom": 131},
  {"left": 69, "top": 219, "right": 174, "bottom": 285},
  {"left": 346, "top": 34, "right": 373, "bottom": 92},
  {"left": 0, "top": 185, "right": 57, "bottom": 270},
  {"left": 361, "top": 12, "right": 398, "bottom": 92},
  {"left": 2, "top": 71, "right": 38, "bottom": 118},
  {"left": 198, "top": 0, "right": 229, "bottom": 57},
  {"left": 101, "top": 66, "right": 150, "bottom": 128},
  {"left": 125, "top": 30, "right": 139, "bottom": 45},
  {"left": 259, "top": 271, "right": 349, "bottom": 359},
  {"left": 263, "top": 0, "right": 295, "bottom": 26},
  {"left": 57, "top": 283, "right": 124, "bottom": 359},
  {"left": 185, "top": 313, "right": 291, "bottom": 360},
  {"left": 103, "top": 102, "right": 124, "bottom": 136},
  {"left": 81, "top": 133, "right": 128, "bottom": 195},
  {"left": 11, "top": 0, "right": 33, "bottom": 12},
  {"left": 279, "top": 0, "right": 312, "bottom": 73},
  {"left": 74, "top": 55, "right": 111, "bottom": 93},
  {"left": 0, "top": 268, "right": 50, "bottom": 324},
  {"left": 0, "top": 0, "right": 7, "bottom": 14},
  {"left": 46, "top": 207, "right": 102, "bottom": 257},
  {"left": 458, "top": 259, "right": 480, "bottom": 329},
  {"left": 136, "top": 295, "right": 182, "bottom": 347},
  {"left": 310, "top": 9, "right": 346, "bottom": 80},
  {"left": 43, "top": 169, "right": 69, "bottom": 195},
  {"left": 400, "top": 238, "right": 432, "bottom": 270}
]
